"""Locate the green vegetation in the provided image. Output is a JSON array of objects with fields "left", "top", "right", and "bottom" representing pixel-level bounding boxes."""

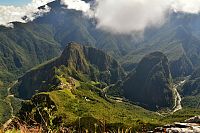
[
  {"left": 14, "top": 43, "right": 125, "bottom": 99},
  {"left": 0, "top": 87, "right": 11, "bottom": 125},
  {"left": 0, "top": 81, "right": 22, "bottom": 125},
  {"left": 11, "top": 44, "right": 199, "bottom": 131},
  {"left": 182, "top": 95, "right": 200, "bottom": 108},
  {"left": 1, "top": 0, "right": 200, "bottom": 84},
  {"left": 0, "top": 23, "right": 61, "bottom": 83},
  {"left": 121, "top": 16, "right": 200, "bottom": 78},
  {"left": 180, "top": 68, "right": 200, "bottom": 108},
  {"left": 0, "top": 100, "right": 11, "bottom": 125},
  {"left": 15, "top": 80, "right": 200, "bottom": 132},
  {"left": 9, "top": 97, "right": 22, "bottom": 116},
  {"left": 0, "top": 1, "right": 200, "bottom": 131},
  {"left": 17, "top": 82, "right": 160, "bottom": 132},
  {"left": 121, "top": 52, "right": 174, "bottom": 110},
  {"left": 160, "top": 108, "right": 200, "bottom": 123}
]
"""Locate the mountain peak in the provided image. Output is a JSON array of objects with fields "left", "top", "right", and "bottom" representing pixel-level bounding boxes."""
[
  {"left": 59, "top": 43, "right": 125, "bottom": 76},
  {"left": 122, "top": 52, "right": 173, "bottom": 110},
  {"left": 61, "top": 42, "right": 84, "bottom": 56},
  {"left": 14, "top": 43, "right": 125, "bottom": 99}
]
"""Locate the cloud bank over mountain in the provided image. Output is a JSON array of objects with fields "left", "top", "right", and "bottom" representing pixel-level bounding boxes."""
[
  {"left": 1, "top": 0, "right": 200, "bottom": 33},
  {"left": 93, "top": 0, "right": 170, "bottom": 34},
  {"left": 93, "top": 0, "right": 200, "bottom": 34}
]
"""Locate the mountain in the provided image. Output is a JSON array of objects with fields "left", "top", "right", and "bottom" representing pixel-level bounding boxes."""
[
  {"left": 2, "top": 0, "right": 200, "bottom": 84},
  {"left": 1, "top": 0, "right": 200, "bottom": 131},
  {"left": 122, "top": 13, "right": 200, "bottom": 77},
  {"left": 0, "top": 23, "right": 61, "bottom": 83},
  {"left": 13, "top": 43, "right": 125, "bottom": 99},
  {"left": 38, "top": 0, "right": 136, "bottom": 56},
  {"left": 3, "top": 45, "right": 200, "bottom": 131},
  {"left": 0, "top": 0, "right": 136, "bottom": 83},
  {"left": 121, "top": 52, "right": 174, "bottom": 110},
  {"left": 122, "top": 26, "right": 195, "bottom": 77},
  {"left": 181, "top": 68, "right": 200, "bottom": 108}
]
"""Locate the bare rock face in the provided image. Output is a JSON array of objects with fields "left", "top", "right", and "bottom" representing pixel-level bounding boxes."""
[
  {"left": 185, "top": 116, "right": 200, "bottom": 123},
  {"left": 153, "top": 116, "right": 200, "bottom": 133}
]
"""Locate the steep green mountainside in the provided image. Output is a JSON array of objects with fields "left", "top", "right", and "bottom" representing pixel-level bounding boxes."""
[
  {"left": 18, "top": 84, "right": 161, "bottom": 132},
  {"left": 3, "top": 43, "right": 200, "bottom": 131},
  {"left": 123, "top": 13, "right": 200, "bottom": 77},
  {"left": 16, "top": 76, "right": 200, "bottom": 132},
  {"left": 37, "top": 0, "right": 136, "bottom": 56},
  {"left": 10, "top": 60, "right": 199, "bottom": 132},
  {"left": 181, "top": 68, "right": 200, "bottom": 108},
  {"left": 2, "top": 0, "right": 200, "bottom": 83},
  {"left": 0, "top": 74, "right": 198, "bottom": 131},
  {"left": 123, "top": 26, "right": 196, "bottom": 77},
  {"left": 120, "top": 52, "right": 174, "bottom": 110},
  {"left": 0, "top": 0, "right": 136, "bottom": 83},
  {"left": 13, "top": 43, "right": 125, "bottom": 99},
  {"left": 0, "top": 0, "right": 200, "bottom": 130},
  {"left": 0, "top": 82, "right": 22, "bottom": 125},
  {"left": 0, "top": 23, "right": 61, "bottom": 83}
]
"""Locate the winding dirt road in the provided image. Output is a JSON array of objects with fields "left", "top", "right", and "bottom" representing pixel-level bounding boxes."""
[{"left": 172, "top": 80, "right": 186, "bottom": 113}]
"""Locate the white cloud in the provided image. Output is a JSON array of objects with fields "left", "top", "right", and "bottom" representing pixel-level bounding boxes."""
[
  {"left": 0, "top": 0, "right": 91, "bottom": 27},
  {"left": 0, "top": 0, "right": 54, "bottom": 27},
  {"left": 93, "top": 0, "right": 171, "bottom": 34},
  {"left": 172, "top": 0, "right": 200, "bottom": 14},
  {"left": 92, "top": 0, "right": 200, "bottom": 34},
  {"left": 1, "top": 0, "right": 200, "bottom": 33},
  {"left": 61, "top": 0, "right": 90, "bottom": 12}
]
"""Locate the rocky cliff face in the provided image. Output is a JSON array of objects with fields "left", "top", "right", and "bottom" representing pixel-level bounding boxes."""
[
  {"left": 122, "top": 52, "right": 173, "bottom": 110},
  {"left": 14, "top": 43, "right": 125, "bottom": 99}
]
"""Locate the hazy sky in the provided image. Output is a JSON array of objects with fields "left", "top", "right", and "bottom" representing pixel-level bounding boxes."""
[{"left": 0, "top": 0, "right": 31, "bottom": 6}]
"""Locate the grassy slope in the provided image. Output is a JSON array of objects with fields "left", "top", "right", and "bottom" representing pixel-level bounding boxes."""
[
  {"left": 0, "top": 23, "right": 61, "bottom": 83},
  {"left": 49, "top": 88, "right": 160, "bottom": 126},
  {"left": 160, "top": 108, "right": 200, "bottom": 123},
  {"left": 0, "top": 81, "right": 22, "bottom": 125},
  {"left": 40, "top": 81, "right": 200, "bottom": 128},
  {"left": 0, "top": 87, "right": 11, "bottom": 125},
  {"left": 1, "top": 78, "right": 200, "bottom": 131},
  {"left": 0, "top": 100, "right": 11, "bottom": 125}
]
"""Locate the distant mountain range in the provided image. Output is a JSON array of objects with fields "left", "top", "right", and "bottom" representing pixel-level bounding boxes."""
[
  {"left": 1, "top": 1, "right": 200, "bottom": 84},
  {"left": 0, "top": 0, "right": 135, "bottom": 83},
  {"left": 1, "top": 0, "right": 200, "bottom": 83}
]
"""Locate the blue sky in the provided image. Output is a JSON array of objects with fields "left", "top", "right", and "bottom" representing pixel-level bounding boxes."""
[{"left": 0, "top": 0, "right": 31, "bottom": 6}]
